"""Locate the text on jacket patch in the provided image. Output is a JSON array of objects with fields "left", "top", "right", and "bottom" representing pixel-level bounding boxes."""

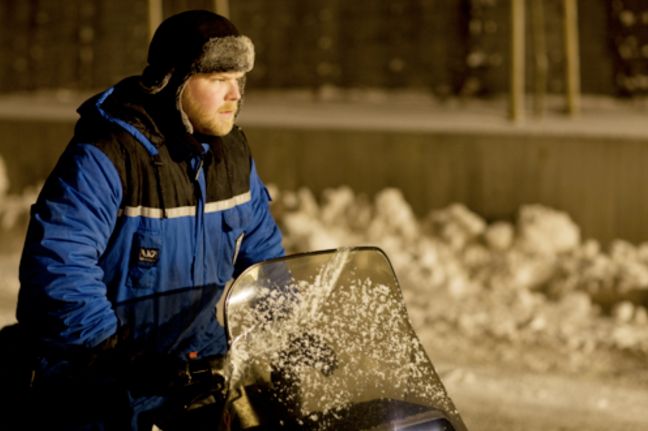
[{"left": 139, "top": 247, "right": 160, "bottom": 264}]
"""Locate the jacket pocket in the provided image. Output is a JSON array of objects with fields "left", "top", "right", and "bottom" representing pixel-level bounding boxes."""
[{"left": 127, "top": 229, "right": 162, "bottom": 290}]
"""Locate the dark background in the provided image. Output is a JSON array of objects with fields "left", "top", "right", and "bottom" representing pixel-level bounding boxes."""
[{"left": 0, "top": 0, "right": 633, "bottom": 96}]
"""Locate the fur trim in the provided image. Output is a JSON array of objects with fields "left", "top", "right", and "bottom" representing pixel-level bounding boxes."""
[
  {"left": 193, "top": 35, "right": 255, "bottom": 74},
  {"left": 176, "top": 79, "right": 194, "bottom": 134}
]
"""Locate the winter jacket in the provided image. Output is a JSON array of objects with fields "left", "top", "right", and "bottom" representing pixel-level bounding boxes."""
[{"left": 16, "top": 77, "right": 285, "bottom": 361}]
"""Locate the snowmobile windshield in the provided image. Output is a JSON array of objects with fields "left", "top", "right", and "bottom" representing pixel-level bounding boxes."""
[{"left": 223, "top": 246, "right": 467, "bottom": 431}]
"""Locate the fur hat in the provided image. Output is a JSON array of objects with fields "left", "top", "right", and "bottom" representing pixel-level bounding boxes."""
[{"left": 140, "top": 10, "right": 254, "bottom": 132}]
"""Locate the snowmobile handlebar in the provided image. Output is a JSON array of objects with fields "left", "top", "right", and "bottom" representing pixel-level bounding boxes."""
[
  {"left": 181, "top": 354, "right": 227, "bottom": 390},
  {"left": 124, "top": 351, "right": 228, "bottom": 410},
  {"left": 173, "top": 354, "right": 229, "bottom": 409}
]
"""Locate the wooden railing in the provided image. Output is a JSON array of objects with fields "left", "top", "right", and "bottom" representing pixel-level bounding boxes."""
[{"left": 509, "top": 0, "right": 581, "bottom": 122}]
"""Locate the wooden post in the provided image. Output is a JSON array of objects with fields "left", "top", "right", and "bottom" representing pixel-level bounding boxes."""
[
  {"left": 531, "top": 0, "right": 547, "bottom": 117},
  {"left": 563, "top": 0, "right": 580, "bottom": 116},
  {"left": 510, "top": 0, "right": 525, "bottom": 122},
  {"left": 148, "top": 0, "right": 163, "bottom": 41},
  {"left": 214, "top": 0, "right": 230, "bottom": 18}
]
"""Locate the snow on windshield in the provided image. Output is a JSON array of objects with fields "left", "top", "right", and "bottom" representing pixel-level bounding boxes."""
[{"left": 224, "top": 247, "right": 458, "bottom": 429}]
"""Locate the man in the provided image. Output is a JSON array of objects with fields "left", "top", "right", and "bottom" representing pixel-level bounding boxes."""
[{"left": 8, "top": 10, "right": 284, "bottom": 430}]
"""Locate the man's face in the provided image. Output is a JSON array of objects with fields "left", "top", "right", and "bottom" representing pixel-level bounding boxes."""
[{"left": 181, "top": 71, "right": 244, "bottom": 136}]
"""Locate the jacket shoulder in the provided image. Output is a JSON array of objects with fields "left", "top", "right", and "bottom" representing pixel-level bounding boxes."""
[{"left": 70, "top": 113, "right": 154, "bottom": 198}]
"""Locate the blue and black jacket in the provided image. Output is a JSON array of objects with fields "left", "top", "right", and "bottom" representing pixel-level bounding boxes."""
[{"left": 16, "top": 77, "right": 285, "bottom": 361}]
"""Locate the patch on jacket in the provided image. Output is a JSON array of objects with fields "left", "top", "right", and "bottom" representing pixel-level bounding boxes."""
[{"left": 138, "top": 247, "right": 160, "bottom": 264}]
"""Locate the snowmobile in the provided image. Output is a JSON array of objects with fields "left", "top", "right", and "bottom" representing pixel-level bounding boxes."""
[{"left": 182, "top": 246, "right": 469, "bottom": 430}]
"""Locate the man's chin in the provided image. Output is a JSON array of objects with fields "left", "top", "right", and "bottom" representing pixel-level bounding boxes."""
[
  {"left": 218, "top": 123, "right": 235, "bottom": 136},
  {"left": 198, "top": 122, "right": 234, "bottom": 137}
]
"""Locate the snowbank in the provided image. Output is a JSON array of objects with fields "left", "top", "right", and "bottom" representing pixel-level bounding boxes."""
[
  {"left": 0, "top": 156, "right": 38, "bottom": 248},
  {"left": 1, "top": 162, "right": 647, "bottom": 372},
  {"left": 271, "top": 186, "right": 648, "bottom": 370}
]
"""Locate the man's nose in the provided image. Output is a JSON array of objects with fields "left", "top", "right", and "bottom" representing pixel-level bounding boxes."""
[{"left": 225, "top": 79, "right": 241, "bottom": 101}]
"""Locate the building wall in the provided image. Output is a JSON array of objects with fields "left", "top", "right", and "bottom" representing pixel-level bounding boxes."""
[
  {"left": 245, "top": 126, "right": 648, "bottom": 244},
  {"left": 2, "top": 116, "right": 648, "bottom": 245}
]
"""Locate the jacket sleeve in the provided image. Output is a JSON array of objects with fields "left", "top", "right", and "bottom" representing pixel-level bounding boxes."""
[
  {"left": 234, "top": 160, "right": 285, "bottom": 276},
  {"left": 16, "top": 142, "right": 123, "bottom": 349}
]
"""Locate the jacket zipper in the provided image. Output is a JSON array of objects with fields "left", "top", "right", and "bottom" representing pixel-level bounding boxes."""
[{"left": 192, "top": 156, "right": 206, "bottom": 286}]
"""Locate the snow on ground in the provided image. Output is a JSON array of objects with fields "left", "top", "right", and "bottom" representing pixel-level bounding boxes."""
[
  {"left": 2, "top": 160, "right": 648, "bottom": 429},
  {"left": 0, "top": 253, "right": 19, "bottom": 327}
]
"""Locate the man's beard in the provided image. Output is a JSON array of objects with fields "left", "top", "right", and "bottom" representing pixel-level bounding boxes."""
[{"left": 189, "top": 102, "right": 239, "bottom": 136}]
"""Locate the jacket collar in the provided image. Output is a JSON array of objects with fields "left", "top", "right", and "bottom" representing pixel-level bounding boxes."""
[{"left": 80, "top": 76, "right": 222, "bottom": 163}]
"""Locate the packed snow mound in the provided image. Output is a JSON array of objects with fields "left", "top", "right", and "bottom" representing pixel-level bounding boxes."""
[
  {"left": 516, "top": 204, "right": 581, "bottom": 255},
  {"left": 0, "top": 156, "right": 38, "bottom": 236},
  {"left": 271, "top": 186, "right": 648, "bottom": 369}
]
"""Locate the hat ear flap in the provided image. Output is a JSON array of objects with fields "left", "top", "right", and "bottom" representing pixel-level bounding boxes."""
[
  {"left": 175, "top": 77, "right": 195, "bottom": 134},
  {"left": 140, "top": 65, "right": 175, "bottom": 94}
]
